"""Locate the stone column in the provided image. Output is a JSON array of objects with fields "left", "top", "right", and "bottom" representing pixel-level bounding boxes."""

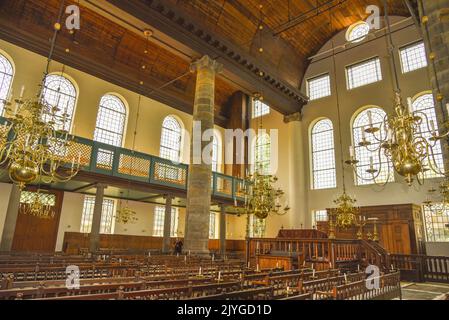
[
  {"left": 184, "top": 55, "right": 223, "bottom": 254},
  {"left": 162, "top": 195, "right": 173, "bottom": 254},
  {"left": 419, "top": 0, "right": 449, "bottom": 167},
  {"left": 219, "top": 204, "right": 226, "bottom": 255},
  {"left": 284, "top": 112, "right": 309, "bottom": 228},
  {"left": 89, "top": 184, "right": 106, "bottom": 253},
  {"left": 0, "top": 184, "right": 21, "bottom": 251}
]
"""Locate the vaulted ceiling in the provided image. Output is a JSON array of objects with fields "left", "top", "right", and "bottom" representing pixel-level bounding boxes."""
[{"left": 0, "top": 0, "right": 414, "bottom": 126}]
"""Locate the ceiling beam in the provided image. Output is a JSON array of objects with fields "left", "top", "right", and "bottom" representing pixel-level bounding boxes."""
[{"left": 106, "top": 0, "right": 308, "bottom": 115}]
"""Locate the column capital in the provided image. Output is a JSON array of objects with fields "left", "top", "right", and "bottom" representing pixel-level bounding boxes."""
[
  {"left": 190, "top": 55, "right": 223, "bottom": 74},
  {"left": 283, "top": 111, "right": 302, "bottom": 123}
]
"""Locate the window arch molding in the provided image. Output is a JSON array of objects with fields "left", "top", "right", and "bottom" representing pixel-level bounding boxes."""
[
  {"left": 93, "top": 92, "right": 129, "bottom": 147},
  {"left": 0, "top": 49, "right": 15, "bottom": 116},
  {"left": 345, "top": 21, "right": 370, "bottom": 43},
  {"left": 309, "top": 117, "right": 337, "bottom": 189},
  {"left": 159, "top": 114, "right": 185, "bottom": 163},
  {"left": 41, "top": 72, "right": 79, "bottom": 133},
  {"left": 350, "top": 105, "right": 393, "bottom": 185}
]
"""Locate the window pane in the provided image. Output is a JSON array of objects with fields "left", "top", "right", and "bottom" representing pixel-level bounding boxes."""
[
  {"left": 311, "top": 119, "right": 336, "bottom": 189},
  {"left": 423, "top": 204, "right": 449, "bottom": 242},
  {"left": 80, "top": 196, "right": 115, "bottom": 234},
  {"left": 0, "top": 53, "right": 13, "bottom": 116},
  {"left": 41, "top": 74, "right": 77, "bottom": 132},
  {"left": 255, "top": 134, "right": 270, "bottom": 174},
  {"left": 313, "top": 210, "right": 328, "bottom": 226},
  {"left": 412, "top": 93, "right": 444, "bottom": 178},
  {"left": 153, "top": 206, "right": 178, "bottom": 237},
  {"left": 347, "top": 22, "right": 370, "bottom": 43},
  {"left": 160, "top": 116, "right": 181, "bottom": 162},
  {"left": 353, "top": 107, "right": 394, "bottom": 185},
  {"left": 308, "top": 74, "right": 331, "bottom": 100},
  {"left": 209, "top": 213, "right": 216, "bottom": 239},
  {"left": 346, "top": 58, "right": 382, "bottom": 90},
  {"left": 94, "top": 94, "right": 126, "bottom": 147},
  {"left": 249, "top": 215, "right": 266, "bottom": 238},
  {"left": 212, "top": 134, "right": 220, "bottom": 172},
  {"left": 400, "top": 42, "right": 427, "bottom": 73},
  {"left": 252, "top": 99, "right": 270, "bottom": 118}
]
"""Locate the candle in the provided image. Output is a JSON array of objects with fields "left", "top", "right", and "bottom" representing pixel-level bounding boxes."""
[
  {"left": 148, "top": 251, "right": 151, "bottom": 257},
  {"left": 184, "top": 255, "right": 187, "bottom": 262},
  {"left": 247, "top": 261, "right": 250, "bottom": 268},
  {"left": 357, "top": 264, "right": 360, "bottom": 272},
  {"left": 288, "top": 244, "right": 291, "bottom": 252},
  {"left": 199, "top": 267, "right": 202, "bottom": 275},
  {"left": 311, "top": 263, "right": 314, "bottom": 270},
  {"left": 312, "top": 269, "right": 315, "bottom": 278},
  {"left": 370, "top": 157, "right": 374, "bottom": 170},
  {"left": 367, "top": 110, "right": 373, "bottom": 127},
  {"left": 218, "top": 271, "right": 221, "bottom": 281},
  {"left": 349, "top": 146, "right": 354, "bottom": 158},
  {"left": 344, "top": 273, "right": 348, "bottom": 283},
  {"left": 234, "top": 197, "right": 237, "bottom": 207},
  {"left": 407, "top": 97, "right": 413, "bottom": 114},
  {"left": 361, "top": 126, "right": 366, "bottom": 140},
  {"left": 446, "top": 103, "right": 449, "bottom": 117},
  {"left": 19, "top": 85, "right": 25, "bottom": 99},
  {"left": 430, "top": 120, "right": 436, "bottom": 133},
  {"left": 188, "top": 250, "right": 191, "bottom": 256},
  {"left": 212, "top": 254, "right": 215, "bottom": 261},
  {"left": 391, "top": 264, "right": 394, "bottom": 270},
  {"left": 257, "top": 264, "right": 260, "bottom": 272}
]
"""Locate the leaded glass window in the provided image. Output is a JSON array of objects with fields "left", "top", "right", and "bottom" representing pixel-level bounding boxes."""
[
  {"left": 352, "top": 107, "right": 393, "bottom": 185},
  {"left": 346, "top": 57, "right": 382, "bottom": 90},
  {"left": 0, "top": 53, "right": 13, "bottom": 116},
  {"left": 311, "top": 119, "right": 336, "bottom": 189},
  {"left": 94, "top": 94, "right": 126, "bottom": 147},
  {"left": 412, "top": 93, "right": 444, "bottom": 178},
  {"left": 255, "top": 133, "right": 270, "bottom": 174},
  {"left": 423, "top": 204, "right": 449, "bottom": 242},
  {"left": 80, "top": 196, "right": 115, "bottom": 234},
  {"left": 41, "top": 74, "right": 77, "bottom": 132}
]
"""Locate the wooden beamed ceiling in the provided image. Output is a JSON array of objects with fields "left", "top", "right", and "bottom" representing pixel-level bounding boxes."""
[
  {"left": 107, "top": 0, "right": 412, "bottom": 115},
  {"left": 0, "top": 0, "right": 238, "bottom": 127},
  {"left": 0, "top": 0, "right": 413, "bottom": 122}
]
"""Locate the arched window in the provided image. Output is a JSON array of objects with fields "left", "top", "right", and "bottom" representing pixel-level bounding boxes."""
[
  {"left": 255, "top": 133, "right": 270, "bottom": 174},
  {"left": 346, "top": 21, "right": 370, "bottom": 43},
  {"left": 0, "top": 53, "right": 14, "bottom": 116},
  {"left": 212, "top": 133, "right": 221, "bottom": 172},
  {"left": 94, "top": 94, "right": 127, "bottom": 147},
  {"left": 352, "top": 107, "right": 393, "bottom": 185},
  {"left": 311, "top": 119, "right": 336, "bottom": 189},
  {"left": 160, "top": 116, "right": 182, "bottom": 162},
  {"left": 41, "top": 74, "right": 77, "bottom": 132},
  {"left": 413, "top": 93, "right": 444, "bottom": 178}
]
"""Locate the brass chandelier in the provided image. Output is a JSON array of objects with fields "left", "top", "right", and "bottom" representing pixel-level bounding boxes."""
[
  {"left": 346, "top": 92, "right": 447, "bottom": 186},
  {"left": 0, "top": 90, "right": 80, "bottom": 189},
  {"left": 346, "top": 1, "right": 448, "bottom": 186},
  {"left": 0, "top": 11, "right": 81, "bottom": 189},
  {"left": 115, "top": 192, "right": 138, "bottom": 224},
  {"left": 237, "top": 164, "right": 290, "bottom": 220}
]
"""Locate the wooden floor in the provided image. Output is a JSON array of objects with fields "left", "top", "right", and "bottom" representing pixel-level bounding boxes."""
[{"left": 399, "top": 282, "right": 449, "bottom": 300}]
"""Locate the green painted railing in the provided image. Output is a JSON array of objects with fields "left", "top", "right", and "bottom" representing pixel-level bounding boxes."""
[{"left": 0, "top": 116, "right": 245, "bottom": 200}]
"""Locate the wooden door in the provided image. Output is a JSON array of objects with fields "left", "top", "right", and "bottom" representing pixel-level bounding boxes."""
[{"left": 11, "top": 188, "right": 64, "bottom": 252}]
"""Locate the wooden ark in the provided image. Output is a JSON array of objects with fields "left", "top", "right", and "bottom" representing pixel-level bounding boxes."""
[{"left": 318, "top": 204, "right": 425, "bottom": 255}]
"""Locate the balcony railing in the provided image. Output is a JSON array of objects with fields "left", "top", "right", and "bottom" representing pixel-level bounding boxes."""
[{"left": 0, "top": 116, "right": 245, "bottom": 200}]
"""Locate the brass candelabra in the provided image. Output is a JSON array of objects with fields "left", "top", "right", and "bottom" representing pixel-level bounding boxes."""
[{"left": 0, "top": 90, "right": 80, "bottom": 189}]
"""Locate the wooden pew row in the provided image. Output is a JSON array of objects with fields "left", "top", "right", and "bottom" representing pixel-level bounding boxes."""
[
  {"left": 187, "top": 287, "right": 274, "bottom": 300},
  {"left": 330, "top": 272, "right": 401, "bottom": 300},
  {"left": 33, "top": 281, "right": 245, "bottom": 300}
]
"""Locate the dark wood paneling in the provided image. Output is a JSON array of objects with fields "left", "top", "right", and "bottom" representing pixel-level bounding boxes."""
[
  {"left": 319, "top": 203, "right": 425, "bottom": 255},
  {"left": 12, "top": 188, "right": 64, "bottom": 253},
  {"left": 62, "top": 232, "right": 246, "bottom": 254}
]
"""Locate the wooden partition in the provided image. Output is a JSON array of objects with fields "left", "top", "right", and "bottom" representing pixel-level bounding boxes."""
[
  {"left": 62, "top": 232, "right": 245, "bottom": 254},
  {"left": 318, "top": 204, "right": 425, "bottom": 255}
]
